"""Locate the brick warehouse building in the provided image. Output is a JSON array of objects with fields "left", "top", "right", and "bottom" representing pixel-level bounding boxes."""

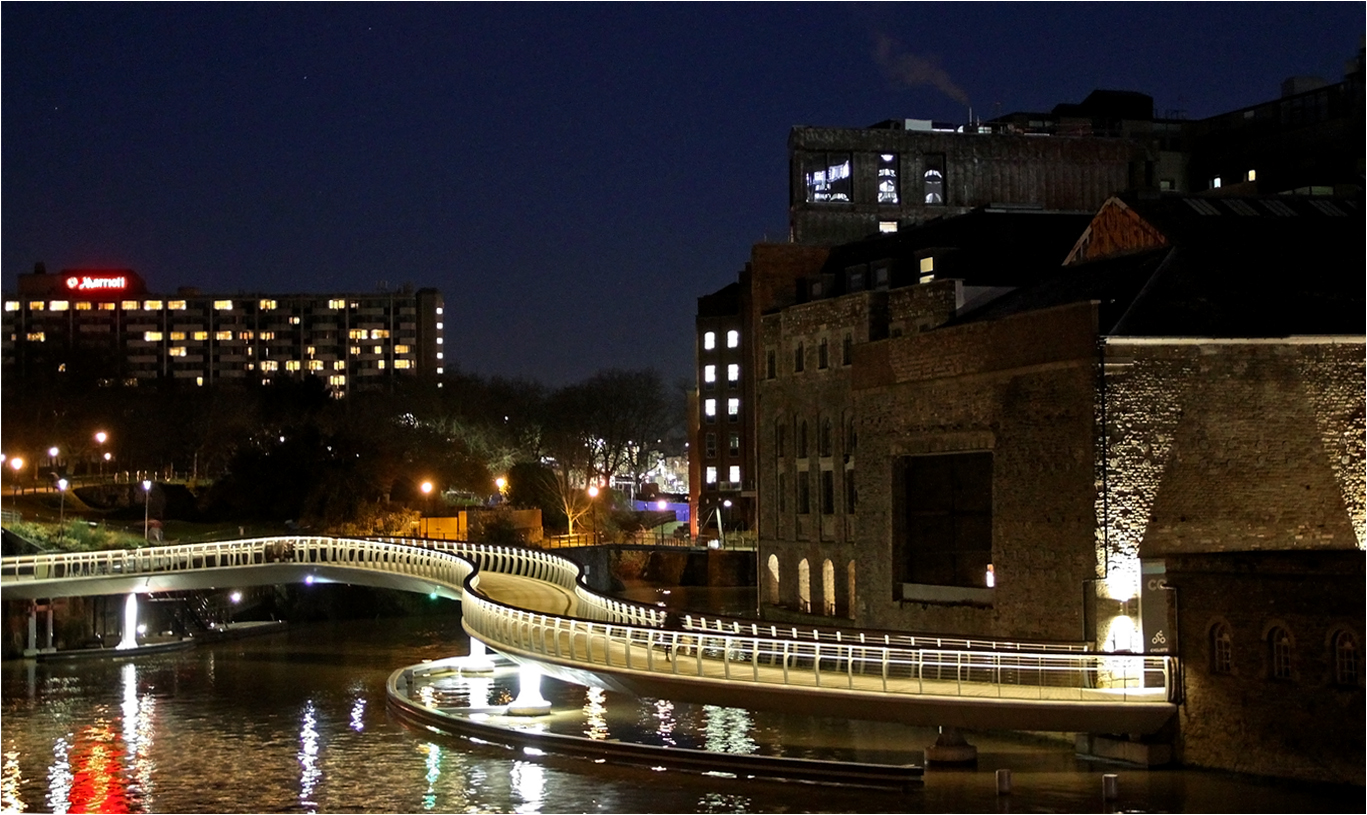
[
  {"left": 755, "top": 193, "right": 1364, "bottom": 782},
  {"left": 2, "top": 266, "right": 445, "bottom": 396}
]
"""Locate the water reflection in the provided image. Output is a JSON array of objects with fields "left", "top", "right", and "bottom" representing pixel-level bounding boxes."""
[
  {"left": 45, "top": 735, "right": 71, "bottom": 815},
  {"left": 120, "top": 662, "right": 156, "bottom": 810},
  {"left": 419, "top": 742, "right": 440, "bottom": 811},
  {"left": 654, "top": 699, "right": 677, "bottom": 746},
  {"left": 702, "top": 706, "right": 757, "bottom": 755},
  {"left": 66, "top": 723, "right": 129, "bottom": 813},
  {"left": 582, "top": 687, "right": 609, "bottom": 740},
  {"left": 510, "top": 760, "right": 545, "bottom": 813},
  {"left": 698, "top": 792, "right": 751, "bottom": 813},
  {"left": 2, "top": 749, "right": 25, "bottom": 813},
  {"left": 298, "top": 701, "right": 320, "bottom": 810},
  {"left": 350, "top": 698, "right": 367, "bottom": 732}
]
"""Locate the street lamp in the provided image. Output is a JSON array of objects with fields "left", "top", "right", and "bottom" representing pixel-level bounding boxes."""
[
  {"left": 141, "top": 479, "right": 152, "bottom": 542},
  {"left": 94, "top": 432, "right": 108, "bottom": 480},
  {"left": 57, "top": 478, "right": 69, "bottom": 528},
  {"left": 587, "top": 484, "right": 600, "bottom": 545},
  {"left": 8, "top": 457, "right": 24, "bottom": 502},
  {"left": 495, "top": 476, "right": 508, "bottom": 502},
  {"left": 656, "top": 498, "right": 668, "bottom": 545},
  {"left": 719, "top": 499, "right": 733, "bottom": 549},
  {"left": 420, "top": 481, "right": 433, "bottom": 537}
]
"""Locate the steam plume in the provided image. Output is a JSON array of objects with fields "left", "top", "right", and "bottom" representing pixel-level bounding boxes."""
[{"left": 873, "top": 32, "right": 970, "bottom": 108}]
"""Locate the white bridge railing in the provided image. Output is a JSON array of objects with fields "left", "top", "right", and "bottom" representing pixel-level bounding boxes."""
[{"left": 1, "top": 536, "right": 1175, "bottom": 705}]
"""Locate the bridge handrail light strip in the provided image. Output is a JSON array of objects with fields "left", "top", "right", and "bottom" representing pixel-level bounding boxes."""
[{"left": 1, "top": 536, "right": 1176, "bottom": 710}]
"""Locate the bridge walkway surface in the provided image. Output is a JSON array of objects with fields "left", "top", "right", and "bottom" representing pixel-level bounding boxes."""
[{"left": 0, "top": 535, "right": 1176, "bottom": 735}]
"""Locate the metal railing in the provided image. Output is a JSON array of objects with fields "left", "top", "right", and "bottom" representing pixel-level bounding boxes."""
[{"left": 2, "top": 536, "right": 1175, "bottom": 707}]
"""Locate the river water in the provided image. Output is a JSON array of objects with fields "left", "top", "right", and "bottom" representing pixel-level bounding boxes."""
[{"left": 1, "top": 597, "right": 1358, "bottom": 813}]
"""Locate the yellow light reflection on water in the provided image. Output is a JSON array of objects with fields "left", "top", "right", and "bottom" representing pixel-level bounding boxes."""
[
  {"left": 702, "top": 706, "right": 757, "bottom": 755},
  {"left": 510, "top": 760, "right": 545, "bottom": 810},
  {"left": 2, "top": 748, "right": 25, "bottom": 813},
  {"left": 298, "top": 701, "right": 320, "bottom": 810},
  {"left": 582, "top": 688, "right": 609, "bottom": 740}
]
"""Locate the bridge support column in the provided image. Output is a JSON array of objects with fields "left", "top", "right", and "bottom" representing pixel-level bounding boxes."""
[
  {"left": 23, "top": 602, "right": 38, "bottom": 656},
  {"left": 506, "top": 664, "right": 552, "bottom": 716},
  {"left": 458, "top": 639, "right": 496, "bottom": 673},
  {"left": 116, "top": 594, "right": 140, "bottom": 650},
  {"left": 925, "top": 727, "right": 977, "bottom": 764}
]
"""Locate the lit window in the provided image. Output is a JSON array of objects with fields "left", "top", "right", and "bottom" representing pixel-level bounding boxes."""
[
  {"left": 435, "top": 322, "right": 443, "bottom": 330},
  {"left": 436, "top": 307, "right": 444, "bottom": 315},
  {"left": 260, "top": 331, "right": 274, "bottom": 340},
  {"left": 349, "top": 329, "right": 367, "bottom": 340},
  {"left": 193, "top": 331, "right": 209, "bottom": 341},
  {"left": 727, "top": 398, "right": 740, "bottom": 421},
  {"left": 329, "top": 375, "right": 347, "bottom": 386},
  {"left": 920, "top": 256, "right": 935, "bottom": 284},
  {"left": 395, "top": 344, "right": 410, "bottom": 354},
  {"left": 99, "top": 302, "right": 115, "bottom": 311},
  {"left": 703, "top": 365, "right": 716, "bottom": 384},
  {"left": 3, "top": 301, "right": 17, "bottom": 312},
  {"left": 1211, "top": 176, "right": 1222, "bottom": 189},
  {"left": 170, "top": 332, "right": 186, "bottom": 341},
  {"left": 260, "top": 360, "right": 279, "bottom": 372},
  {"left": 705, "top": 466, "right": 717, "bottom": 484},
  {"left": 215, "top": 331, "right": 232, "bottom": 340},
  {"left": 436, "top": 367, "right": 443, "bottom": 375},
  {"left": 1246, "top": 169, "right": 1256, "bottom": 182},
  {"left": 196, "top": 376, "right": 204, "bottom": 387},
  {"left": 436, "top": 337, "right": 443, "bottom": 345},
  {"left": 239, "top": 331, "right": 253, "bottom": 340},
  {"left": 290, "top": 316, "right": 301, "bottom": 325},
  {"left": 879, "top": 221, "right": 898, "bottom": 233},
  {"left": 703, "top": 331, "right": 716, "bottom": 351},
  {"left": 334, "top": 360, "right": 346, "bottom": 370},
  {"left": 26, "top": 331, "right": 45, "bottom": 342},
  {"left": 169, "top": 346, "right": 186, "bottom": 357},
  {"left": 394, "top": 359, "right": 411, "bottom": 370},
  {"left": 729, "top": 465, "right": 741, "bottom": 483},
  {"left": 350, "top": 346, "right": 361, "bottom": 355},
  {"left": 29, "top": 301, "right": 44, "bottom": 311},
  {"left": 726, "top": 330, "right": 739, "bottom": 348},
  {"left": 169, "top": 300, "right": 187, "bottom": 310},
  {"left": 121, "top": 300, "right": 138, "bottom": 310},
  {"left": 372, "top": 345, "right": 382, "bottom": 354},
  {"left": 259, "top": 299, "right": 277, "bottom": 310},
  {"left": 377, "top": 359, "right": 386, "bottom": 369},
  {"left": 436, "top": 352, "right": 443, "bottom": 360},
  {"left": 144, "top": 331, "right": 163, "bottom": 341},
  {"left": 923, "top": 154, "right": 945, "bottom": 204},
  {"left": 306, "top": 346, "right": 316, "bottom": 356},
  {"left": 804, "top": 152, "right": 852, "bottom": 202},
  {"left": 372, "top": 329, "right": 390, "bottom": 339},
  {"left": 143, "top": 300, "right": 162, "bottom": 310},
  {"left": 877, "top": 153, "right": 899, "bottom": 204},
  {"left": 50, "top": 301, "right": 69, "bottom": 311},
  {"left": 308, "top": 360, "right": 324, "bottom": 371},
  {"left": 328, "top": 299, "right": 345, "bottom": 309},
  {"left": 285, "top": 360, "right": 301, "bottom": 372},
  {"left": 75, "top": 301, "right": 93, "bottom": 311},
  {"left": 728, "top": 432, "right": 740, "bottom": 455},
  {"left": 704, "top": 398, "right": 717, "bottom": 423},
  {"left": 727, "top": 363, "right": 739, "bottom": 383}
]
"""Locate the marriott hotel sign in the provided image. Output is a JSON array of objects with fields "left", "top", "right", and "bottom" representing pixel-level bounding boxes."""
[{"left": 66, "top": 274, "right": 128, "bottom": 292}]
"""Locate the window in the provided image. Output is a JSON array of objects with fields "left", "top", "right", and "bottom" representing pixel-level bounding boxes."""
[
  {"left": 143, "top": 300, "right": 162, "bottom": 310},
  {"left": 705, "top": 432, "right": 717, "bottom": 458},
  {"left": 285, "top": 360, "right": 302, "bottom": 372},
  {"left": 879, "top": 221, "right": 898, "bottom": 234},
  {"left": 169, "top": 347, "right": 187, "bottom": 357},
  {"left": 778, "top": 473, "right": 787, "bottom": 513},
  {"left": 260, "top": 331, "right": 275, "bottom": 341},
  {"left": 1159, "top": 178, "right": 1175, "bottom": 191},
  {"left": 309, "top": 359, "right": 325, "bottom": 371},
  {"left": 797, "top": 471, "right": 811, "bottom": 514},
  {"left": 1212, "top": 623, "right": 1233, "bottom": 674},
  {"left": 215, "top": 331, "right": 232, "bottom": 340},
  {"left": 728, "top": 465, "right": 741, "bottom": 484},
  {"left": 1268, "top": 627, "right": 1292, "bottom": 680},
  {"left": 213, "top": 300, "right": 233, "bottom": 310},
  {"left": 845, "top": 469, "right": 857, "bottom": 513},
  {"left": 394, "top": 345, "right": 410, "bottom": 354},
  {"left": 794, "top": 342, "right": 805, "bottom": 373},
  {"left": 328, "top": 299, "right": 346, "bottom": 309},
  {"left": 703, "top": 364, "right": 716, "bottom": 386},
  {"left": 26, "top": 332, "right": 45, "bottom": 342},
  {"left": 726, "top": 398, "right": 740, "bottom": 422},
  {"left": 328, "top": 374, "right": 346, "bottom": 387},
  {"left": 776, "top": 423, "right": 786, "bottom": 457},
  {"left": 122, "top": 300, "right": 138, "bottom": 310},
  {"left": 170, "top": 332, "right": 187, "bottom": 341},
  {"left": 167, "top": 300, "right": 186, "bottom": 310},
  {"left": 820, "top": 470, "right": 835, "bottom": 514},
  {"left": 923, "top": 154, "right": 945, "bottom": 204},
  {"left": 1334, "top": 631, "right": 1359, "bottom": 685},
  {"left": 877, "top": 153, "right": 899, "bottom": 204},
  {"left": 728, "top": 432, "right": 740, "bottom": 456},
  {"left": 99, "top": 302, "right": 115, "bottom": 311},
  {"left": 766, "top": 349, "right": 776, "bottom": 379},
  {"left": 260, "top": 360, "right": 279, "bottom": 372},
  {"left": 899, "top": 452, "right": 993, "bottom": 588},
  {"left": 703, "top": 331, "right": 716, "bottom": 351},
  {"left": 50, "top": 301, "right": 69, "bottom": 311},
  {"left": 333, "top": 360, "right": 346, "bottom": 370},
  {"left": 349, "top": 329, "right": 368, "bottom": 340},
  {"left": 819, "top": 419, "right": 832, "bottom": 457},
  {"left": 705, "top": 466, "right": 718, "bottom": 484},
  {"left": 239, "top": 331, "right": 254, "bottom": 340},
  {"left": 260, "top": 299, "right": 277, "bottom": 310},
  {"left": 798, "top": 421, "right": 809, "bottom": 458},
  {"left": 3, "top": 302, "right": 17, "bottom": 312},
  {"left": 727, "top": 363, "right": 740, "bottom": 384},
  {"left": 193, "top": 331, "right": 209, "bottom": 341},
  {"left": 704, "top": 398, "right": 717, "bottom": 423},
  {"left": 872, "top": 261, "right": 891, "bottom": 289},
  {"left": 29, "top": 301, "right": 45, "bottom": 311},
  {"left": 842, "top": 333, "right": 853, "bottom": 366},
  {"left": 1211, "top": 175, "right": 1222, "bottom": 189},
  {"left": 818, "top": 338, "right": 830, "bottom": 369},
  {"left": 726, "top": 330, "right": 739, "bottom": 349},
  {"left": 75, "top": 301, "right": 92, "bottom": 310},
  {"left": 804, "top": 152, "right": 853, "bottom": 202},
  {"left": 144, "top": 331, "right": 163, "bottom": 342},
  {"left": 1246, "top": 169, "right": 1256, "bottom": 182}
]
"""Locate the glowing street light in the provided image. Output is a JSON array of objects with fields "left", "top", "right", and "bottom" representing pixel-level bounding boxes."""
[
  {"left": 420, "top": 481, "right": 434, "bottom": 496},
  {"left": 8, "top": 457, "right": 24, "bottom": 503},
  {"left": 586, "top": 484, "right": 601, "bottom": 544},
  {"left": 56, "top": 478, "right": 69, "bottom": 532},
  {"left": 141, "top": 479, "right": 153, "bottom": 542},
  {"left": 419, "top": 481, "right": 434, "bottom": 537},
  {"left": 95, "top": 431, "right": 109, "bottom": 479},
  {"left": 48, "top": 446, "right": 59, "bottom": 461}
]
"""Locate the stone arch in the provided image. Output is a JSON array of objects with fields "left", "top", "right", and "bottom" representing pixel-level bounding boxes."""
[
  {"left": 797, "top": 558, "right": 811, "bottom": 613},
  {"left": 765, "top": 554, "right": 780, "bottom": 606},
  {"left": 822, "top": 558, "right": 835, "bottom": 616}
]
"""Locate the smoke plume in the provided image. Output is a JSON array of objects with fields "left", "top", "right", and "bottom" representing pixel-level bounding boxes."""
[{"left": 873, "top": 32, "right": 970, "bottom": 108}]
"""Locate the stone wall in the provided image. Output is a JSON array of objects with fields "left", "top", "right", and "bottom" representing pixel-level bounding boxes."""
[{"left": 1166, "top": 550, "right": 1364, "bottom": 784}]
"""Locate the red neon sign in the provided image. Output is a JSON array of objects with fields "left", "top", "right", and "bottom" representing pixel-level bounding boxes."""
[{"left": 65, "top": 275, "right": 128, "bottom": 292}]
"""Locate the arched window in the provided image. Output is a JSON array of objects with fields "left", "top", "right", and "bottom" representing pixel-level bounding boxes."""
[
  {"left": 797, "top": 559, "right": 811, "bottom": 613},
  {"left": 766, "top": 554, "right": 780, "bottom": 606},
  {"left": 1268, "top": 626, "right": 1293, "bottom": 680},
  {"left": 1333, "top": 630, "right": 1359, "bottom": 685},
  {"left": 819, "top": 418, "right": 832, "bottom": 458},
  {"left": 1211, "top": 623, "right": 1233, "bottom": 674},
  {"left": 798, "top": 421, "right": 809, "bottom": 458},
  {"left": 822, "top": 559, "right": 836, "bottom": 616}
]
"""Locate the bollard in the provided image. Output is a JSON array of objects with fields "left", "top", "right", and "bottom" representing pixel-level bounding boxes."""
[
  {"left": 996, "top": 768, "right": 1012, "bottom": 795},
  {"left": 1102, "top": 773, "right": 1119, "bottom": 801}
]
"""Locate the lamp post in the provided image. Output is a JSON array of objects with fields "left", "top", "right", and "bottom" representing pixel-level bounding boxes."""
[
  {"left": 141, "top": 479, "right": 152, "bottom": 542},
  {"left": 94, "top": 432, "right": 108, "bottom": 480},
  {"left": 719, "top": 499, "right": 732, "bottom": 550},
  {"left": 6, "top": 456, "right": 23, "bottom": 515},
  {"left": 420, "top": 480, "right": 433, "bottom": 537},
  {"left": 587, "top": 484, "right": 600, "bottom": 545},
  {"left": 656, "top": 498, "right": 668, "bottom": 545},
  {"left": 48, "top": 447, "right": 59, "bottom": 476},
  {"left": 56, "top": 478, "right": 69, "bottom": 539}
]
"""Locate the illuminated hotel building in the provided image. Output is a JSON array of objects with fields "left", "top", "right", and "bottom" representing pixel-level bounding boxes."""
[{"left": 2, "top": 266, "right": 445, "bottom": 395}]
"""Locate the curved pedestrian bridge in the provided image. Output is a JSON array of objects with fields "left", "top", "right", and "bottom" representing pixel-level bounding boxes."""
[{"left": 0, "top": 536, "right": 1176, "bottom": 734}]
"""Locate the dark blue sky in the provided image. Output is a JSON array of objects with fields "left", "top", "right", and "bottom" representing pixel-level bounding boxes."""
[{"left": 4, "top": 3, "right": 1361, "bottom": 385}]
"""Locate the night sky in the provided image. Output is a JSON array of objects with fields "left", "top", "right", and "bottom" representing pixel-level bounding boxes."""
[{"left": 4, "top": 3, "right": 1360, "bottom": 385}]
